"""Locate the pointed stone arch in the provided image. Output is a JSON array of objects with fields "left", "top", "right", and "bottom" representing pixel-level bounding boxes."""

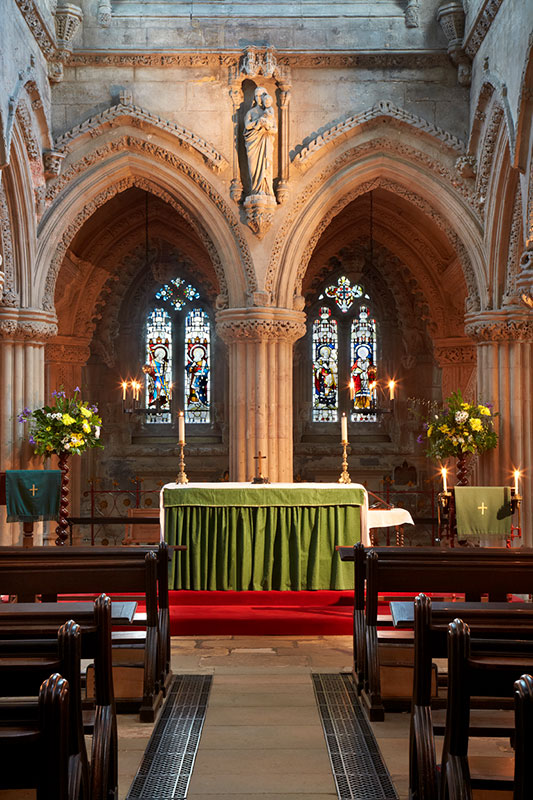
[
  {"left": 36, "top": 141, "right": 255, "bottom": 313},
  {"left": 515, "top": 33, "right": 533, "bottom": 172}
]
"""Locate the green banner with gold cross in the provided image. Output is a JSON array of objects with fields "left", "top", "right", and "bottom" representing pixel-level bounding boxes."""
[
  {"left": 5, "top": 470, "right": 62, "bottom": 523},
  {"left": 454, "top": 486, "right": 513, "bottom": 538}
]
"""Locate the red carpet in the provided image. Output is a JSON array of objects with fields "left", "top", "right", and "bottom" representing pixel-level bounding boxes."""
[{"left": 168, "top": 590, "right": 355, "bottom": 636}]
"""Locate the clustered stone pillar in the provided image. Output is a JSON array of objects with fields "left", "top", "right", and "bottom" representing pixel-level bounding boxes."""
[
  {"left": 0, "top": 308, "right": 57, "bottom": 545},
  {"left": 217, "top": 307, "right": 306, "bottom": 483},
  {"left": 466, "top": 313, "right": 533, "bottom": 546}
]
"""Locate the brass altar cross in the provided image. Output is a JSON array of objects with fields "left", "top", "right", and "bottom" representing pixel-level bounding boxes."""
[
  {"left": 30, "top": 484, "right": 39, "bottom": 497},
  {"left": 254, "top": 451, "right": 266, "bottom": 478},
  {"left": 477, "top": 502, "right": 487, "bottom": 516}
]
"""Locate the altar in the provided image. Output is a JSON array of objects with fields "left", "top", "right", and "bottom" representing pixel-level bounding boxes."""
[{"left": 161, "top": 483, "right": 367, "bottom": 591}]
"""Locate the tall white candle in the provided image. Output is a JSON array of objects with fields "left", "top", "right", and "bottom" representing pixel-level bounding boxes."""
[
  {"left": 178, "top": 411, "right": 186, "bottom": 445},
  {"left": 388, "top": 380, "right": 395, "bottom": 401},
  {"left": 441, "top": 466, "right": 447, "bottom": 493},
  {"left": 341, "top": 413, "right": 348, "bottom": 443},
  {"left": 122, "top": 381, "right": 127, "bottom": 401},
  {"left": 514, "top": 469, "right": 520, "bottom": 494}
]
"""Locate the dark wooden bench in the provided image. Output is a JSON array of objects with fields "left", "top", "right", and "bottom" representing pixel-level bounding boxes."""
[
  {"left": 338, "top": 546, "right": 533, "bottom": 720},
  {"left": 0, "top": 593, "right": 117, "bottom": 800},
  {"left": 0, "top": 672, "right": 71, "bottom": 798},
  {"left": 513, "top": 673, "right": 533, "bottom": 800},
  {"left": 0, "top": 621, "right": 87, "bottom": 799},
  {"left": 441, "top": 619, "right": 533, "bottom": 800},
  {"left": 409, "top": 594, "right": 533, "bottom": 800},
  {"left": 0, "top": 545, "right": 164, "bottom": 721}
]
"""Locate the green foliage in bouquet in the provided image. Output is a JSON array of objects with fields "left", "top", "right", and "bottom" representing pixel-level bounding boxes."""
[
  {"left": 18, "top": 387, "right": 103, "bottom": 456},
  {"left": 423, "top": 390, "right": 498, "bottom": 460}
]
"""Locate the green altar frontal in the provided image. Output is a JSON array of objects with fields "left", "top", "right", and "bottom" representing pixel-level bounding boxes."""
[{"left": 162, "top": 483, "right": 365, "bottom": 591}]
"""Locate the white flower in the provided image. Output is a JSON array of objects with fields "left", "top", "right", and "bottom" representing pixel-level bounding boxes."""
[
  {"left": 455, "top": 411, "right": 468, "bottom": 424},
  {"left": 95, "top": 426, "right": 100, "bottom": 439},
  {"left": 64, "top": 442, "right": 71, "bottom": 449}
]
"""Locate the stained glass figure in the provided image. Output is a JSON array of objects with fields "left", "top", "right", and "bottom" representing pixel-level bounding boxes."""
[
  {"left": 144, "top": 308, "right": 172, "bottom": 423},
  {"left": 312, "top": 307, "right": 338, "bottom": 422},
  {"left": 184, "top": 308, "right": 210, "bottom": 423},
  {"left": 320, "top": 276, "right": 366, "bottom": 313},
  {"left": 350, "top": 305, "right": 377, "bottom": 422},
  {"left": 155, "top": 278, "right": 200, "bottom": 311}
]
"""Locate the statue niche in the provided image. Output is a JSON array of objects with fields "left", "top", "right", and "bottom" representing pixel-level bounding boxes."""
[{"left": 242, "top": 85, "right": 278, "bottom": 238}]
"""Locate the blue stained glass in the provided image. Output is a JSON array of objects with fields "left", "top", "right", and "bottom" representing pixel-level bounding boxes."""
[
  {"left": 350, "top": 305, "right": 377, "bottom": 422},
  {"left": 145, "top": 308, "right": 172, "bottom": 424},
  {"left": 155, "top": 279, "right": 200, "bottom": 311},
  {"left": 312, "top": 307, "right": 338, "bottom": 422},
  {"left": 184, "top": 308, "right": 210, "bottom": 423}
]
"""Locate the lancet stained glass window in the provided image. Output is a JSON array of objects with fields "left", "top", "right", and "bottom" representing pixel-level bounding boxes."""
[
  {"left": 184, "top": 308, "right": 210, "bottom": 423},
  {"left": 145, "top": 279, "right": 211, "bottom": 425},
  {"left": 312, "top": 307, "right": 338, "bottom": 422},
  {"left": 144, "top": 308, "right": 172, "bottom": 423},
  {"left": 311, "top": 277, "right": 378, "bottom": 425},
  {"left": 350, "top": 305, "right": 377, "bottom": 422}
]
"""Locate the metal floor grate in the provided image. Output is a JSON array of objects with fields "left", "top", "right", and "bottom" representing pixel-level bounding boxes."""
[
  {"left": 126, "top": 674, "right": 212, "bottom": 800},
  {"left": 312, "top": 673, "right": 399, "bottom": 800}
]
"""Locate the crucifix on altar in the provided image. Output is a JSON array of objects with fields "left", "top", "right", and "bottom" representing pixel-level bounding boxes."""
[{"left": 251, "top": 451, "right": 270, "bottom": 484}]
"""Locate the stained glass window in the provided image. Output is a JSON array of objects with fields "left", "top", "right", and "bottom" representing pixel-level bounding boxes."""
[
  {"left": 155, "top": 278, "right": 200, "bottom": 311},
  {"left": 312, "top": 307, "right": 338, "bottom": 422},
  {"left": 350, "top": 305, "right": 377, "bottom": 422},
  {"left": 320, "top": 276, "right": 367, "bottom": 313},
  {"left": 144, "top": 308, "right": 172, "bottom": 423},
  {"left": 184, "top": 308, "right": 210, "bottom": 423}
]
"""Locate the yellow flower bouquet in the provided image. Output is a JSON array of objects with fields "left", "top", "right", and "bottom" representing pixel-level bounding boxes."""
[
  {"left": 422, "top": 390, "right": 497, "bottom": 460},
  {"left": 18, "top": 387, "right": 103, "bottom": 456}
]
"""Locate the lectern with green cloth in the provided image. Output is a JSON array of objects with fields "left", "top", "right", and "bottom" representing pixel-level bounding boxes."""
[
  {"left": 161, "top": 482, "right": 367, "bottom": 590},
  {"left": 1, "top": 470, "right": 62, "bottom": 547},
  {"left": 454, "top": 486, "right": 513, "bottom": 543}
]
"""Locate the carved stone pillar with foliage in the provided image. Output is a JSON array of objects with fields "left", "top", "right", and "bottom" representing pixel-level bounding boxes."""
[
  {"left": 0, "top": 308, "right": 57, "bottom": 545},
  {"left": 465, "top": 312, "right": 533, "bottom": 545},
  {"left": 216, "top": 307, "right": 306, "bottom": 482}
]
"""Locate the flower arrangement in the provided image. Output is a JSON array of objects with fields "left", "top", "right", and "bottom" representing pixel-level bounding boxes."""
[
  {"left": 420, "top": 390, "right": 498, "bottom": 460},
  {"left": 18, "top": 387, "right": 103, "bottom": 456}
]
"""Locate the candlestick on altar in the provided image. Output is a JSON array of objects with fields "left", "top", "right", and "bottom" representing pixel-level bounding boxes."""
[
  {"left": 338, "top": 441, "right": 351, "bottom": 484},
  {"left": 178, "top": 411, "right": 186, "bottom": 445},
  {"left": 341, "top": 412, "right": 348, "bottom": 444},
  {"left": 176, "top": 441, "right": 189, "bottom": 485}
]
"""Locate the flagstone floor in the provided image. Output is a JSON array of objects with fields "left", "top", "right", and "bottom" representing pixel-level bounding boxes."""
[{"left": 118, "top": 634, "right": 410, "bottom": 800}]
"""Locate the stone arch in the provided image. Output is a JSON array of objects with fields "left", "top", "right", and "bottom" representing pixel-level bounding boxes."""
[
  {"left": 514, "top": 33, "right": 533, "bottom": 173},
  {"left": 1, "top": 67, "right": 52, "bottom": 170},
  {"left": 269, "top": 148, "right": 484, "bottom": 316},
  {"left": 36, "top": 141, "right": 255, "bottom": 313},
  {"left": 469, "top": 79, "right": 516, "bottom": 166}
]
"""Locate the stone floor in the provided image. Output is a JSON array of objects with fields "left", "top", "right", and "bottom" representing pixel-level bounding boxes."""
[{"left": 119, "top": 634, "right": 410, "bottom": 800}]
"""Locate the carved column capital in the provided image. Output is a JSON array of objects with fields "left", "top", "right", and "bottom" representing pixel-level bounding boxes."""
[
  {"left": 0, "top": 308, "right": 58, "bottom": 341},
  {"left": 55, "top": 3, "right": 83, "bottom": 60},
  {"left": 437, "top": 1, "right": 472, "bottom": 86},
  {"left": 216, "top": 307, "right": 306, "bottom": 344},
  {"left": 433, "top": 337, "right": 477, "bottom": 366},
  {"left": 45, "top": 337, "right": 91, "bottom": 365},
  {"left": 465, "top": 310, "right": 533, "bottom": 342}
]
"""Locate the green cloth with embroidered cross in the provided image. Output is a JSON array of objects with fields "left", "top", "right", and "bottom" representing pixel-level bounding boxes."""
[
  {"left": 5, "top": 470, "right": 62, "bottom": 523},
  {"left": 454, "top": 486, "right": 513, "bottom": 538}
]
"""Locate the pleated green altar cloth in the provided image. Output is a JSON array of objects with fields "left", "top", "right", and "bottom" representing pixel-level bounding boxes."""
[{"left": 163, "top": 484, "right": 365, "bottom": 590}]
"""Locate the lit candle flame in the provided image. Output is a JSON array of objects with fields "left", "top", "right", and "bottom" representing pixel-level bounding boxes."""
[
  {"left": 388, "top": 379, "right": 395, "bottom": 401},
  {"left": 514, "top": 469, "right": 520, "bottom": 494},
  {"left": 441, "top": 466, "right": 448, "bottom": 493}
]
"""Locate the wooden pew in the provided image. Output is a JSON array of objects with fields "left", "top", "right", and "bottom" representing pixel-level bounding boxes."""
[
  {"left": 0, "top": 621, "right": 87, "bottom": 799},
  {"left": 338, "top": 546, "right": 533, "bottom": 720},
  {"left": 513, "top": 674, "right": 533, "bottom": 800},
  {"left": 0, "top": 673, "right": 71, "bottom": 799},
  {"left": 0, "top": 593, "right": 117, "bottom": 800},
  {"left": 409, "top": 594, "right": 533, "bottom": 800},
  {"left": 441, "top": 619, "right": 533, "bottom": 800},
  {"left": 0, "top": 546, "right": 163, "bottom": 721}
]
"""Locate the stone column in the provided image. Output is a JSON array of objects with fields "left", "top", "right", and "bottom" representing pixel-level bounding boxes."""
[
  {"left": 0, "top": 308, "right": 57, "bottom": 545},
  {"left": 216, "top": 307, "right": 306, "bottom": 482},
  {"left": 465, "top": 312, "right": 533, "bottom": 545},
  {"left": 433, "top": 337, "right": 477, "bottom": 402}
]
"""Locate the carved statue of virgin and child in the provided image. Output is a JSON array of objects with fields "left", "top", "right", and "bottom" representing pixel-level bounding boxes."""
[{"left": 243, "top": 86, "right": 277, "bottom": 201}]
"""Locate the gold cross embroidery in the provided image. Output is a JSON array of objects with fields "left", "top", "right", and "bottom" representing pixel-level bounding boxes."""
[
  {"left": 477, "top": 502, "right": 487, "bottom": 516},
  {"left": 30, "top": 484, "right": 39, "bottom": 497}
]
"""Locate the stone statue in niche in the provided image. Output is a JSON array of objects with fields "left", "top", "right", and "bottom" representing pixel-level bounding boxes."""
[
  {"left": 243, "top": 86, "right": 277, "bottom": 237},
  {"left": 244, "top": 86, "right": 277, "bottom": 198}
]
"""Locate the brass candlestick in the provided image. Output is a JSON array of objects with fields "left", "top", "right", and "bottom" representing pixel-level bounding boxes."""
[
  {"left": 176, "top": 442, "right": 189, "bottom": 484},
  {"left": 338, "top": 441, "right": 351, "bottom": 484}
]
